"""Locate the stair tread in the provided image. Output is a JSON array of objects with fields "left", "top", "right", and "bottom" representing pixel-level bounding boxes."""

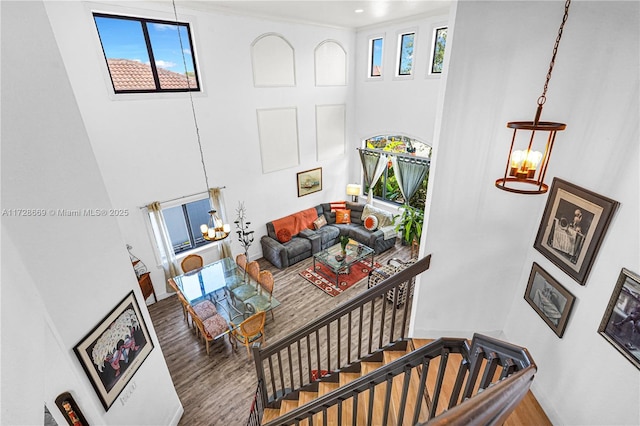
[
  {"left": 262, "top": 408, "right": 280, "bottom": 424},
  {"left": 299, "top": 390, "right": 318, "bottom": 406},
  {"left": 280, "top": 399, "right": 299, "bottom": 416}
]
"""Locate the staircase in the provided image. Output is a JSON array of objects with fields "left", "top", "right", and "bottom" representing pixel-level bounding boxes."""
[{"left": 246, "top": 255, "right": 539, "bottom": 426}]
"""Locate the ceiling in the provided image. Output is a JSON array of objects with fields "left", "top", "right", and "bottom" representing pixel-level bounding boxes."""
[{"left": 177, "top": 1, "right": 451, "bottom": 29}]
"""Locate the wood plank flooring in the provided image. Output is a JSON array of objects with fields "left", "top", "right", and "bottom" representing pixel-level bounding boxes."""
[
  {"left": 148, "top": 244, "right": 551, "bottom": 425},
  {"left": 148, "top": 243, "right": 413, "bottom": 426}
]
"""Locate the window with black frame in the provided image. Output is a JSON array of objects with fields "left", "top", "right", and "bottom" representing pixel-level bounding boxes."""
[
  {"left": 163, "top": 198, "right": 212, "bottom": 253},
  {"left": 93, "top": 13, "right": 200, "bottom": 93}
]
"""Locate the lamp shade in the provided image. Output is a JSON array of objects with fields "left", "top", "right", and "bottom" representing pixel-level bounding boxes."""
[{"left": 346, "top": 184, "right": 361, "bottom": 196}]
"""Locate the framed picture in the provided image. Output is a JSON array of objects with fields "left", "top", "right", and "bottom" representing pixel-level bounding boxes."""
[
  {"left": 598, "top": 268, "right": 640, "bottom": 370},
  {"left": 534, "top": 178, "right": 619, "bottom": 285},
  {"left": 524, "top": 262, "right": 576, "bottom": 337},
  {"left": 74, "top": 291, "right": 154, "bottom": 410},
  {"left": 297, "top": 167, "right": 322, "bottom": 197}
]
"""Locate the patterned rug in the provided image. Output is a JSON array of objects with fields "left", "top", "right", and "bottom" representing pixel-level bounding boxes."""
[{"left": 299, "top": 260, "right": 381, "bottom": 297}]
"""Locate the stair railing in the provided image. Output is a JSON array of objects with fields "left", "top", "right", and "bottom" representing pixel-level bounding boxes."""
[
  {"left": 245, "top": 379, "right": 264, "bottom": 426},
  {"left": 252, "top": 255, "right": 432, "bottom": 408},
  {"left": 263, "top": 334, "right": 536, "bottom": 426}
]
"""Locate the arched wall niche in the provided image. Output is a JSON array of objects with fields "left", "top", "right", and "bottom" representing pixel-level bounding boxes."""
[
  {"left": 314, "top": 40, "right": 347, "bottom": 86},
  {"left": 251, "top": 33, "right": 296, "bottom": 87}
]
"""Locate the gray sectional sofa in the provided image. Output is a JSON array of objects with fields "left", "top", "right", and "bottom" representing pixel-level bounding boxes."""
[{"left": 260, "top": 202, "right": 397, "bottom": 269}]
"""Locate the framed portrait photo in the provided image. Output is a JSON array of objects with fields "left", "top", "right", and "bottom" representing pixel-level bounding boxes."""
[
  {"left": 74, "top": 291, "right": 154, "bottom": 410},
  {"left": 524, "top": 262, "right": 576, "bottom": 337},
  {"left": 297, "top": 167, "right": 322, "bottom": 197},
  {"left": 534, "top": 178, "right": 619, "bottom": 285},
  {"left": 598, "top": 268, "right": 640, "bottom": 370}
]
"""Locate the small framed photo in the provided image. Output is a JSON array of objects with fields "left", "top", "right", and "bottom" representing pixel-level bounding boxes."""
[
  {"left": 74, "top": 291, "right": 154, "bottom": 410},
  {"left": 598, "top": 268, "right": 640, "bottom": 370},
  {"left": 534, "top": 178, "right": 619, "bottom": 285},
  {"left": 524, "top": 262, "right": 576, "bottom": 337},
  {"left": 297, "top": 167, "right": 322, "bottom": 197}
]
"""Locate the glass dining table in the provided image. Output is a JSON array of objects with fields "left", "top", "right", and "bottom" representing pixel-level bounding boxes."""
[{"left": 170, "top": 257, "right": 279, "bottom": 322}]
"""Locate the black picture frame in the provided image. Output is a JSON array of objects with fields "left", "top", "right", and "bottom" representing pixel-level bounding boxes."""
[
  {"left": 297, "top": 167, "right": 322, "bottom": 197},
  {"left": 598, "top": 268, "right": 640, "bottom": 370},
  {"left": 524, "top": 262, "right": 576, "bottom": 337},
  {"left": 74, "top": 291, "right": 154, "bottom": 410},
  {"left": 534, "top": 178, "right": 619, "bottom": 285}
]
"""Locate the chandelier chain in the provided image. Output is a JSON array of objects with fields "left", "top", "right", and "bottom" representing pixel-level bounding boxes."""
[
  {"left": 172, "top": 0, "right": 210, "bottom": 192},
  {"left": 538, "top": 0, "right": 571, "bottom": 106}
]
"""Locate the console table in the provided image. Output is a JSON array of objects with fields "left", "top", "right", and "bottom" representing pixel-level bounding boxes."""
[{"left": 138, "top": 272, "right": 157, "bottom": 303}]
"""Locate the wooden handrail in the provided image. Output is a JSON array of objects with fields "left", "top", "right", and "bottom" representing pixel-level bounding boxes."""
[
  {"left": 253, "top": 255, "right": 432, "bottom": 408},
  {"left": 262, "top": 334, "right": 536, "bottom": 426}
]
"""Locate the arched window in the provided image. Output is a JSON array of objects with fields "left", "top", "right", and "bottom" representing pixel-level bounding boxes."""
[{"left": 359, "top": 135, "right": 431, "bottom": 208}]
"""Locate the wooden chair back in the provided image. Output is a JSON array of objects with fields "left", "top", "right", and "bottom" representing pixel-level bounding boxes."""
[
  {"left": 181, "top": 254, "right": 203, "bottom": 273},
  {"left": 247, "top": 261, "right": 260, "bottom": 284},
  {"left": 240, "top": 311, "right": 266, "bottom": 340},
  {"left": 258, "top": 270, "right": 274, "bottom": 300},
  {"left": 236, "top": 254, "right": 247, "bottom": 271}
]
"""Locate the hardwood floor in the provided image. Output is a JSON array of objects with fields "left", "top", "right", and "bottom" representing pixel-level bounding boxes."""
[
  {"left": 148, "top": 243, "right": 550, "bottom": 425},
  {"left": 148, "top": 243, "right": 413, "bottom": 426}
]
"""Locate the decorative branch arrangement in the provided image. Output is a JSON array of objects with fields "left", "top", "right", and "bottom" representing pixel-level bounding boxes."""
[{"left": 234, "top": 202, "right": 254, "bottom": 258}]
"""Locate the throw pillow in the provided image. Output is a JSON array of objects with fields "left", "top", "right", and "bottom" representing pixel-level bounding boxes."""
[
  {"left": 363, "top": 215, "right": 379, "bottom": 231},
  {"left": 276, "top": 228, "right": 292, "bottom": 243},
  {"left": 313, "top": 215, "right": 327, "bottom": 230},
  {"left": 330, "top": 201, "right": 347, "bottom": 212},
  {"left": 335, "top": 209, "right": 351, "bottom": 224}
]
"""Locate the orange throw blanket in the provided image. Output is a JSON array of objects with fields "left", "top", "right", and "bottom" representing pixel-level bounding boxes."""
[{"left": 272, "top": 208, "right": 318, "bottom": 237}]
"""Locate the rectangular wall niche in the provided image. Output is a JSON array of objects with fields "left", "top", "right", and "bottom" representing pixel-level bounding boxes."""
[
  {"left": 316, "top": 104, "right": 345, "bottom": 160},
  {"left": 257, "top": 107, "right": 300, "bottom": 173}
]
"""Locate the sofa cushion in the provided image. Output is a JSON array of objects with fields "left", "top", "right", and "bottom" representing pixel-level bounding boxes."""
[
  {"left": 346, "top": 202, "right": 365, "bottom": 225},
  {"left": 276, "top": 228, "right": 292, "bottom": 243},
  {"left": 364, "top": 215, "right": 378, "bottom": 231},
  {"left": 317, "top": 225, "right": 340, "bottom": 244},
  {"left": 284, "top": 237, "right": 312, "bottom": 258},
  {"left": 313, "top": 215, "right": 327, "bottom": 230},
  {"left": 335, "top": 209, "right": 351, "bottom": 224},
  {"left": 330, "top": 201, "right": 346, "bottom": 212},
  {"left": 362, "top": 204, "right": 394, "bottom": 228}
]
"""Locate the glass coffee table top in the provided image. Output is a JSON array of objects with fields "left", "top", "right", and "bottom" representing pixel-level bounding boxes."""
[{"left": 313, "top": 240, "right": 375, "bottom": 286}]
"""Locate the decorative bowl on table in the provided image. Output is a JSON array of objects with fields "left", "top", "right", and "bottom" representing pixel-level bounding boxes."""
[{"left": 334, "top": 254, "right": 345, "bottom": 262}]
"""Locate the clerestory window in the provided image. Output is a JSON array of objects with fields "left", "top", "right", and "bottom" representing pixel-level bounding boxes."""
[{"left": 93, "top": 13, "right": 200, "bottom": 93}]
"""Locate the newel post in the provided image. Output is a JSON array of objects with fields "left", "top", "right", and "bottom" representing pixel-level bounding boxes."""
[{"left": 252, "top": 342, "right": 268, "bottom": 406}]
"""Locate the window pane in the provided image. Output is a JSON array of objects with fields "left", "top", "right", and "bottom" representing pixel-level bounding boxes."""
[
  {"left": 146, "top": 22, "right": 199, "bottom": 90},
  {"left": 94, "top": 16, "right": 155, "bottom": 91},
  {"left": 370, "top": 38, "right": 383, "bottom": 77},
  {"left": 398, "top": 33, "right": 415, "bottom": 76},
  {"left": 185, "top": 199, "right": 211, "bottom": 244},
  {"left": 431, "top": 27, "right": 447, "bottom": 74},
  {"left": 164, "top": 205, "right": 191, "bottom": 251}
]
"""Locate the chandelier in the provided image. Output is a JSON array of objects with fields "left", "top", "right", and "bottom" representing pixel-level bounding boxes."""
[{"left": 495, "top": 0, "right": 571, "bottom": 194}]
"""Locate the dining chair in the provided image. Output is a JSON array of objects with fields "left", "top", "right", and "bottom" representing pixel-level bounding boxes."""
[
  {"left": 180, "top": 254, "right": 203, "bottom": 273},
  {"left": 244, "top": 270, "right": 275, "bottom": 320},
  {"left": 168, "top": 278, "right": 189, "bottom": 322},
  {"left": 186, "top": 305, "right": 229, "bottom": 355},
  {"left": 230, "top": 311, "right": 266, "bottom": 356},
  {"left": 230, "top": 261, "right": 260, "bottom": 305},
  {"left": 175, "top": 291, "right": 218, "bottom": 332},
  {"left": 227, "top": 254, "right": 249, "bottom": 291}
]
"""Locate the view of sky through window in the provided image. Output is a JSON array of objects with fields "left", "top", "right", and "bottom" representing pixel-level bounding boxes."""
[
  {"left": 398, "top": 32, "right": 415, "bottom": 75},
  {"left": 370, "top": 37, "right": 383, "bottom": 77},
  {"left": 94, "top": 14, "right": 198, "bottom": 92}
]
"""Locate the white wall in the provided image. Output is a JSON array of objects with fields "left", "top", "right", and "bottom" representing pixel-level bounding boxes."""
[
  {"left": 1, "top": 1, "right": 182, "bottom": 424},
  {"left": 415, "top": 1, "right": 639, "bottom": 424},
  {"left": 42, "top": 1, "right": 357, "bottom": 300},
  {"left": 353, "top": 11, "right": 448, "bottom": 185}
]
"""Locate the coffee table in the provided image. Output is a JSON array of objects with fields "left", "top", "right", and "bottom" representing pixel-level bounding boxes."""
[{"left": 313, "top": 240, "right": 375, "bottom": 287}]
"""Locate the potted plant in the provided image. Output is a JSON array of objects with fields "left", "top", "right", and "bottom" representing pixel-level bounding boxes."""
[
  {"left": 395, "top": 205, "right": 424, "bottom": 256},
  {"left": 339, "top": 235, "right": 350, "bottom": 255}
]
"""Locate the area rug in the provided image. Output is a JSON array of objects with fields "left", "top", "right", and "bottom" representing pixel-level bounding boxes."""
[{"left": 299, "top": 260, "right": 381, "bottom": 297}]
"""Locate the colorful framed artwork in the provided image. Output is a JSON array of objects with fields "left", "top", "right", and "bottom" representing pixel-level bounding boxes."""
[
  {"left": 534, "top": 178, "right": 619, "bottom": 285},
  {"left": 297, "top": 167, "right": 322, "bottom": 197},
  {"left": 74, "top": 291, "right": 154, "bottom": 410},
  {"left": 524, "top": 262, "right": 576, "bottom": 337},
  {"left": 598, "top": 268, "right": 640, "bottom": 370}
]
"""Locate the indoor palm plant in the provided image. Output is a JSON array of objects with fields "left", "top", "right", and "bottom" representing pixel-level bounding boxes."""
[{"left": 395, "top": 205, "right": 424, "bottom": 257}]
